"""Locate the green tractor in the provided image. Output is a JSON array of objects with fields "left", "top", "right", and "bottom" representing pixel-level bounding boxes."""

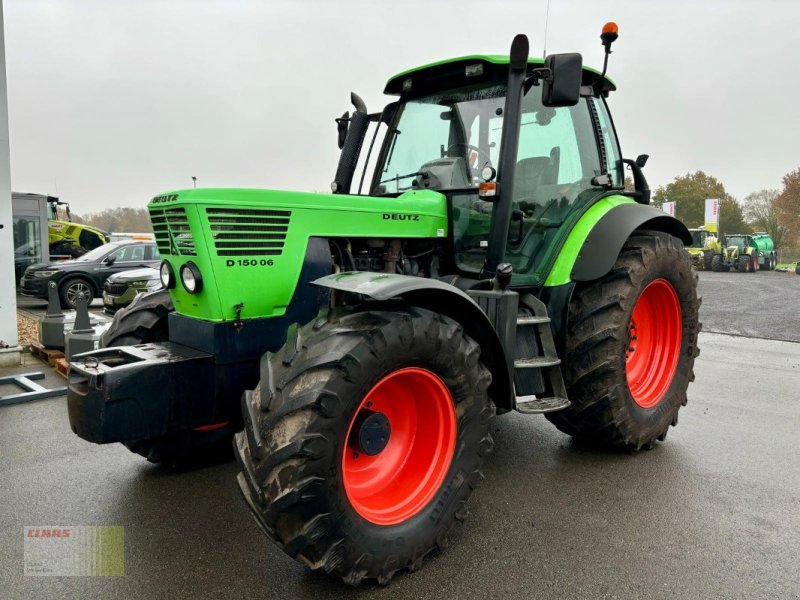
[
  {"left": 67, "top": 25, "right": 700, "bottom": 584},
  {"left": 711, "top": 232, "right": 776, "bottom": 273},
  {"left": 687, "top": 226, "right": 721, "bottom": 270},
  {"left": 47, "top": 196, "right": 109, "bottom": 258}
]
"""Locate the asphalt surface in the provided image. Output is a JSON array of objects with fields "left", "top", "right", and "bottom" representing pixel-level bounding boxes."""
[
  {"left": 696, "top": 270, "right": 800, "bottom": 342},
  {"left": 1, "top": 272, "right": 799, "bottom": 599}
]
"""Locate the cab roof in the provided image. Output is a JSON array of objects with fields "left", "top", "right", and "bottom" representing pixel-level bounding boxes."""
[{"left": 384, "top": 55, "right": 615, "bottom": 97}]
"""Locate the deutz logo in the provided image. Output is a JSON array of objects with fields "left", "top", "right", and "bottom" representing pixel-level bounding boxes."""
[
  {"left": 383, "top": 213, "right": 419, "bottom": 221},
  {"left": 151, "top": 194, "right": 178, "bottom": 204}
]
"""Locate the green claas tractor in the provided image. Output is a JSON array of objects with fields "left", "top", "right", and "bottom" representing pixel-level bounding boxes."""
[
  {"left": 711, "top": 232, "right": 776, "bottom": 273},
  {"left": 67, "top": 25, "right": 700, "bottom": 584},
  {"left": 47, "top": 196, "right": 109, "bottom": 258},
  {"left": 687, "top": 226, "right": 721, "bottom": 270}
]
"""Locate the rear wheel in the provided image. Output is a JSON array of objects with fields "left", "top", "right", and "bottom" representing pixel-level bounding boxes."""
[
  {"left": 235, "top": 307, "right": 494, "bottom": 585},
  {"left": 545, "top": 232, "right": 700, "bottom": 450},
  {"left": 710, "top": 254, "right": 722, "bottom": 272},
  {"left": 103, "top": 290, "right": 235, "bottom": 466}
]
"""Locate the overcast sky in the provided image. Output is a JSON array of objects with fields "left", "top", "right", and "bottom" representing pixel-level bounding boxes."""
[{"left": 4, "top": 0, "right": 800, "bottom": 213}]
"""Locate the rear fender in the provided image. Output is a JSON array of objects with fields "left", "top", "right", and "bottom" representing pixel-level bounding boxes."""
[
  {"left": 312, "top": 272, "right": 513, "bottom": 411},
  {"left": 570, "top": 203, "right": 692, "bottom": 282}
]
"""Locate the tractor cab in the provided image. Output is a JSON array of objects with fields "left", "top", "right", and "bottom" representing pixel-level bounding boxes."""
[
  {"left": 689, "top": 229, "right": 708, "bottom": 248},
  {"left": 335, "top": 52, "right": 633, "bottom": 286},
  {"left": 725, "top": 234, "right": 749, "bottom": 255}
]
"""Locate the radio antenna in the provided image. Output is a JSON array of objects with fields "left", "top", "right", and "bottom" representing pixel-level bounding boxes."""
[{"left": 542, "top": 0, "right": 551, "bottom": 57}]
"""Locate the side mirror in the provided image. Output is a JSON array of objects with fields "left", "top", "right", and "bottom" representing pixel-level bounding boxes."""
[
  {"left": 542, "top": 53, "right": 582, "bottom": 107},
  {"left": 336, "top": 111, "right": 349, "bottom": 150},
  {"left": 104, "top": 254, "right": 117, "bottom": 266}
]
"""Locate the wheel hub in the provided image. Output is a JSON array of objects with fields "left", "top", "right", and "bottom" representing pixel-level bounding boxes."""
[{"left": 353, "top": 410, "right": 391, "bottom": 456}]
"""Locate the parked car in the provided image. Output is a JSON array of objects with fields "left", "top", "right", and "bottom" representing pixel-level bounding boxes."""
[
  {"left": 102, "top": 267, "right": 162, "bottom": 314},
  {"left": 20, "top": 240, "right": 161, "bottom": 308}
]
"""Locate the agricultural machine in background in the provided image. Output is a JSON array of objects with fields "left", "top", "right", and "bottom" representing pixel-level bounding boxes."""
[
  {"left": 687, "top": 226, "right": 721, "bottom": 270},
  {"left": 709, "top": 232, "right": 777, "bottom": 272},
  {"left": 47, "top": 196, "right": 109, "bottom": 258},
  {"left": 66, "top": 24, "right": 701, "bottom": 584}
]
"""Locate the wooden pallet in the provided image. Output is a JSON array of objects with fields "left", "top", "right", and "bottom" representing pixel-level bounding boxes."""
[
  {"left": 54, "top": 358, "right": 70, "bottom": 379},
  {"left": 29, "top": 341, "right": 65, "bottom": 366}
]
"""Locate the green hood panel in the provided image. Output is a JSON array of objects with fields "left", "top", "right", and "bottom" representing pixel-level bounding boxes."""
[{"left": 149, "top": 188, "right": 448, "bottom": 322}]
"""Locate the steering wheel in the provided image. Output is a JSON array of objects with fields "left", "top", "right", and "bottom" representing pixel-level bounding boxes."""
[{"left": 446, "top": 143, "right": 492, "bottom": 175}]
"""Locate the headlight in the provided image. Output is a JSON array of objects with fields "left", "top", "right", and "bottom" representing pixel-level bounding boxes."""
[
  {"left": 160, "top": 261, "right": 176, "bottom": 289},
  {"left": 33, "top": 270, "right": 58, "bottom": 278},
  {"left": 130, "top": 280, "right": 160, "bottom": 288},
  {"left": 180, "top": 262, "right": 203, "bottom": 294}
]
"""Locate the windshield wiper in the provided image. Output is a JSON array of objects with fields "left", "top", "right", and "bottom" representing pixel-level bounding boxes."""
[{"left": 379, "top": 171, "right": 426, "bottom": 185}]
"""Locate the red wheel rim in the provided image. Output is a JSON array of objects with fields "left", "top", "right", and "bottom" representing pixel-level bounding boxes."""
[
  {"left": 625, "top": 279, "right": 682, "bottom": 409},
  {"left": 342, "top": 368, "right": 456, "bottom": 526}
]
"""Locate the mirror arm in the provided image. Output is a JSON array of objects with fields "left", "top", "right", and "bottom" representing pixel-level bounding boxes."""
[{"left": 621, "top": 158, "right": 651, "bottom": 205}]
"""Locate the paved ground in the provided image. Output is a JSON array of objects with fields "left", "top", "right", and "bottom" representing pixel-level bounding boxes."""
[
  {"left": 1, "top": 273, "right": 799, "bottom": 599},
  {"left": 697, "top": 270, "right": 800, "bottom": 342}
]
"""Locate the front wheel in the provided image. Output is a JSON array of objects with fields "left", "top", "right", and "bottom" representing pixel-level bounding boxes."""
[
  {"left": 235, "top": 307, "right": 494, "bottom": 585},
  {"left": 737, "top": 255, "right": 750, "bottom": 273},
  {"left": 59, "top": 277, "right": 94, "bottom": 309},
  {"left": 546, "top": 231, "right": 700, "bottom": 450}
]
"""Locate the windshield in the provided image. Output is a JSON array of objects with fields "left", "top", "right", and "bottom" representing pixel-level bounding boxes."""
[
  {"left": 726, "top": 236, "right": 746, "bottom": 250},
  {"left": 690, "top": 230, "right": 707, "bottom": 248},
  {"left": 376, "top": 85, "right": 505, "bottom": 194}
]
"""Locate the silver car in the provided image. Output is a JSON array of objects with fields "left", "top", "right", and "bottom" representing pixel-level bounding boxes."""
[{"left": 102, "top": 267, "right": 162, "bottom": 314}]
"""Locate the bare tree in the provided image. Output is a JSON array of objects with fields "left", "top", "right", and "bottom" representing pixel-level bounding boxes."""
[{"left": 742, "top": 188, "right": 789, "bottom": 248}]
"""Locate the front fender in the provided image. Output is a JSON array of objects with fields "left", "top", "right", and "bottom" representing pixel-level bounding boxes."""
[{"left": 312, "top": 272, "right": 513, "bottom": 411}]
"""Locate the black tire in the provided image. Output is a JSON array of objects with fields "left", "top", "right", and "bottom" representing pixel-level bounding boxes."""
[
  {"left": 103, "top": 289, "right": 235, "bottom": 466},
  {"left": 235, "top": 306, "right": 494, "bottom": 585},
  {"left": 545, "top": 231, "right": 700, "bottom": 450},
  {"left": 737, "top": 255, "right": 749, "bottom": 273},
  {"left": 750, "top": 254, "right": 758, "bottom": 273},
  {"left": 703, "top": 252, "right": 713, "bottom": 271},
  {"left": 50, "top": 242, "right": 86, "bottom": 258},
  {"left": 59, "top": 277, "right": 95, "bottom": 309},
  {"left": 710, "top": 254, "right": 722, "bottom": 272},
  {"left": 101, "top": 289, "right": 173, "bottom": 347}
]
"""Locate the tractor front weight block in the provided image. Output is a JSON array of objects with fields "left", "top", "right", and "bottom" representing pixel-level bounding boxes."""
[{"left": 67, "top": 343, "right": 222, "bottom": 444}]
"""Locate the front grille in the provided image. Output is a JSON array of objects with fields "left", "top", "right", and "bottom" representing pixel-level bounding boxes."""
[
  {"left": 206, "top": 208, "right": 291, "bottom": 257},
  {"left": 104, "top": 282, "right": 128, "bottom": 295},
  {"left": 150, "top": 207, "right": 196, "bottom": 256}
]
